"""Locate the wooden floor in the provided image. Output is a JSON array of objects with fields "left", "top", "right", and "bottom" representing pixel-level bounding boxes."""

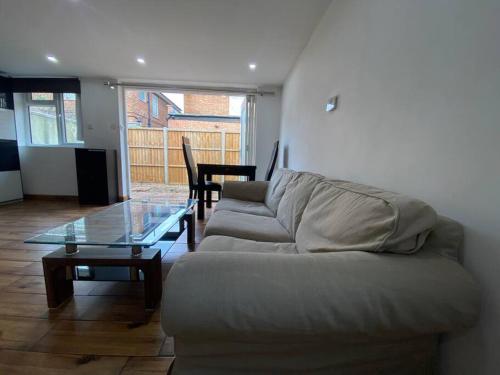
[{"left": 0, "top": 199, "right": 206, "bottom": 374}]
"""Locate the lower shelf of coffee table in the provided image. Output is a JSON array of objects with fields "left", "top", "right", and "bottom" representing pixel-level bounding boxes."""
[{"left": 42, "top": 246, "right": 162, "bottom": 310}]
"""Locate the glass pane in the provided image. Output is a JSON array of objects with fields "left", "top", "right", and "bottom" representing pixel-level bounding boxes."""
[
  {"left": 152, "top": 95, "right": 159, "bottom": 117},
  {"left": 63, "top": 93, "right": 81, "bottom": 143},
  {"left": 31, "top": 92, "right": 54, "bottom": 101},
  {"left": 25, "top": 199, "right": 197, "bottom": 246},
  {"left": 29, "top": 106, "right": 58, "bottom": 145}
]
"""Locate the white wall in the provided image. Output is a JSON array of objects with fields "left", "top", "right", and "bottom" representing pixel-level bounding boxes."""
[
  {"left": 80, "top": 78, "right": 121, "bottom": 150},
  {"left": 13, "top": 79, "right": 124, "bottom": 197},
  {"left": 18, "top": 146, "right": 78, "bottom": 196},
  {"left": 279, "top": 0, "right": 500, "bottom": 373},
  {"left": 255, "top": 88, "right": 282, "bottom": 180}
]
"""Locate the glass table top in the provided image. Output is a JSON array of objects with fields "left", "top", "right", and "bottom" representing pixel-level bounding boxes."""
[{"left": 26, "top": 199, "right": 196, "bottom": 248}]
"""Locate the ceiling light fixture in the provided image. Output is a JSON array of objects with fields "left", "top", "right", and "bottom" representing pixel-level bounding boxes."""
[
  {"left": 47, "top": 55, "right": 59, "bottom": 63},
  {"left": 248, "top": 63, "right": 257, "bottom": 71},
  {"left": 136, "top": 57, "right": 146, "bottom": 64}
]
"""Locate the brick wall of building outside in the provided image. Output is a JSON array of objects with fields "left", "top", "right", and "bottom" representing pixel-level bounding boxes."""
[
  {"left": 126, "top": 91, "right": 173, "bottom": 128},
  {"left": 183, "top": 94, "right": 229, "bottom": 116},
  {"left": 127, "top": 91, "right": 240, "bottom": 133}
]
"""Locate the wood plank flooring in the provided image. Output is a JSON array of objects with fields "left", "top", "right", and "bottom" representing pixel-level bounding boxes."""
[{"left": 0, "top": 199, "right": 206, "bottom": 374}]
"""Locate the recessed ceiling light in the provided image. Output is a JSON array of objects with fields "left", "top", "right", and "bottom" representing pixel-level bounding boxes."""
[
  {"left": 248, "top": 63, "right": 257, "bottom": 71},
  {"left": 47, "top": 55, "right": 58, "bottom": 63},
  {"left": 137, "top": 57, "right": 146, "bottom": 64}
]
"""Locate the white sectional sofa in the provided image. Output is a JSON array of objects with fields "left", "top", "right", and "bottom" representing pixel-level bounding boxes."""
[{"left": 161, "top": 169, "right": 480, "bottom": 374}]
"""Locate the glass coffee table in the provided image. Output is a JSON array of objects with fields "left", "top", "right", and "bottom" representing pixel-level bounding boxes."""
[{"left": 26, "top": 199, "right": 196, "bottom": 309}]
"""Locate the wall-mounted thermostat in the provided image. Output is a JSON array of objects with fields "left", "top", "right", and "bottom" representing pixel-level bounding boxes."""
[{"left": 326, "top": 95, "right": 339, "bottom": 112}]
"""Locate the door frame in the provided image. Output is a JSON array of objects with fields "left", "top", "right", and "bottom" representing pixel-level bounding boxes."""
[{"left": 119, "top": 86, "right": 257, "bottom": 199}]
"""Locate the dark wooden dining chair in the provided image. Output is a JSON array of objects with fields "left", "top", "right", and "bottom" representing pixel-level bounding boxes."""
[
  {"left": 182, "top": 136, "right": 221, "bottom": 207},
  {"left": 265, "top": 140, "right": 280, "bottom": 181}
]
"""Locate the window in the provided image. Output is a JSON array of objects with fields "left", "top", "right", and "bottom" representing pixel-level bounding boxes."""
[
  {"left": 31, "top": 93, "right": 54, "bottom": 101},
  {"left": 138, "top": 91, "right": 146, "bottom": 102},
  {"left": 152, "top": 94, "right": 159, "bottom": 118},
  {"left": 63, "top": 93, "right": 80, "bottom": 144},
  {"left": 26, "top": 92, "right": 83, "bottom": 145}
]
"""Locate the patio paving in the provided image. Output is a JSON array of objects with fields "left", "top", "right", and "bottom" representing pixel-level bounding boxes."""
[{"left": 131, "top": 183, "right": 190, "bottom": 203}]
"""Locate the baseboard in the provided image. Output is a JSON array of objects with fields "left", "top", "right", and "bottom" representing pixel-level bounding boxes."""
[
  {"left": 24, "top": 194, "right": 79, "bottom": 202},
  {"left": 0, "top": 198, "right": 23, "bottom": 206},
  {"left": 24, "top": 194, "right": 129, "bottom": 203}
]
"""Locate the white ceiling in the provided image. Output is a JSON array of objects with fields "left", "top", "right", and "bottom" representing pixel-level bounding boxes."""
[{"left": 0, "top": 0, "right": 331, "bottom": 86}]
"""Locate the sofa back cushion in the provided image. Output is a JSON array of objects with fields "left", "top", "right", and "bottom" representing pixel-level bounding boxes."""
[
  {"left": 296, "top": 180, "right": 437, "bottom": 254},
  {"left": 421, "top": 215, "right": 463, "bottom": 260},
  {"left": 276, "top": 172, "right": 324, "bottom": 238},
  {"left": 264, "top": 168, "right": 295, "bottom": 214}
]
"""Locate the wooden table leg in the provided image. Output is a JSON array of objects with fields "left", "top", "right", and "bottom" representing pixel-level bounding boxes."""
[
  {"left": 42, "top": 258, "right": 74, "bottom": 308},
  {"left": 197, "top": 186, "right": 205, "bottom": 220},
  {"left": 206, "top": 174, "right": 213, "bottom": 208},
  {"left": 143, "top": 252, "right": 162, "bottom": 309}
]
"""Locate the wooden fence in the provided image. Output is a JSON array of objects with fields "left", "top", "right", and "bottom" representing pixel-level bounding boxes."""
[{"left": 128, "top": 127, "right": 241, "bottom": 184}]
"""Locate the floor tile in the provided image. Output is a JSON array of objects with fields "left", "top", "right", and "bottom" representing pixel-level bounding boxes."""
[
  {"left": 121, "top": 356, "right": 174, "bottom": 374},
  {"left": 33, "top": 320, "right": 165, "bottom": 356},
  {"left": 0, "top": 349, "right": 128, "bottom": 375}
]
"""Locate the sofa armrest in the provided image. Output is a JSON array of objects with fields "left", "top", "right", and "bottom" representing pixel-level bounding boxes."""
[
  {"left": 222, "top": 181, "right": 268, "bottom": 202},
  {"left": 161, "top": 250, "right": 479, "bottom": 339}
]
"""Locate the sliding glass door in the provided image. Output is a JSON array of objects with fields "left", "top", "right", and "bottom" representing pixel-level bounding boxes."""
[{"left": 240, "top": 94, "right": 256, "bottom": 165}]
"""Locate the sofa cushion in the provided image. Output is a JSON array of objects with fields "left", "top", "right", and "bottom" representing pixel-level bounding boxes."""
[
  {"left": 276, "top": 172, "right": 324, "bottom": 239},
  {"left": 422, "top": 215, "right": 463, "bottom": 260},
  {"left": 222, "top": 181, "right": 268, "bottom": 202},
  {"left": 204, "top": 211, "right": 292, "bottom": 242},
  {"left": 197, "top": 235, "right": 298, "bottom": 254},
  {"left": 214, "top": 198, "right": 274, "bottom": 217},
  {"left": 264, "top": 169, "right": 295, "bottom": 215},
  {"left": 163, "top": 250, "right": 479, "bottom": 338},
  {"left": 296, "top": 180, "right": 437, "bottom": 254}
]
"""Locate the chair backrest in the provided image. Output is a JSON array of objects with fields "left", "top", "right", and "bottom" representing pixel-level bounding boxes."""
[
  {"left": 265, "top": 140, "right": 280, "bottom": 181},
  {"left": 182, "top": 136, "right": 198, "bottom": 189}
]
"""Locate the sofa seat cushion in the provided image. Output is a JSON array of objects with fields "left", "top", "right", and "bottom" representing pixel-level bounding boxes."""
[
  {"left": 204, "top": 211, "right": 292, "bottom": 242},
  {"left": 296, "top": 180, "right": 438, "bottom": 254},
  {"left": 197, "top": 235, "right": 298, "bottom": 254},
  {"left": 214, "top": 198, "right": 274, "bottom": 217},
  {"left": 162, "top": 250, "right": 479, "bottom": 339}
]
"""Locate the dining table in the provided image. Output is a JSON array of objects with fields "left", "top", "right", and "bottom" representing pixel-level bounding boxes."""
[{"left": 197, "top": 163, "right": 257, "bottom": 220}]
